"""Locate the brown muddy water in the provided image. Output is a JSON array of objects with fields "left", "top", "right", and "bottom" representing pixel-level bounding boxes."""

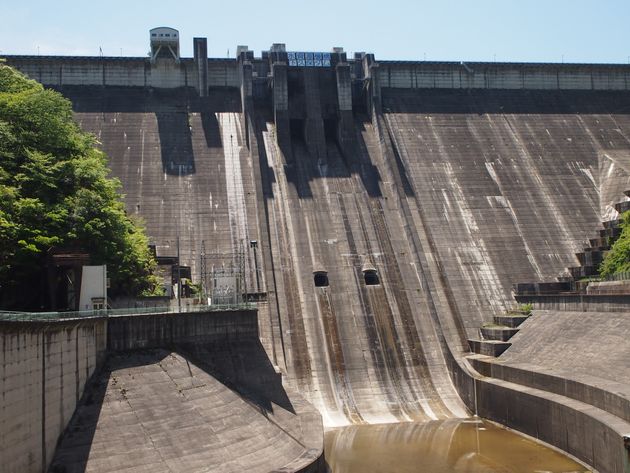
[{"left": 324, "top": 418, "right": 590, "bottom": 473}]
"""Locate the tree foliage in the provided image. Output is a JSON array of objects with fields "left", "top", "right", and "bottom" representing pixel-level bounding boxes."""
[
  {"left": 599, "top": 211, "right": 630, "bottom": 278},
  {"left": 0, "top": 63, "right": 157, "bottom": 308}
]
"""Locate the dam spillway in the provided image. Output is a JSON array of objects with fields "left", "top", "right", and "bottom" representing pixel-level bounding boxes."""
[{"left": 4, "top": 44, "right": 630, "bottom": 472}]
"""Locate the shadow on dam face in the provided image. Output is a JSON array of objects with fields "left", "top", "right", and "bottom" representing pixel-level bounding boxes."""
[
  {"left": 49, "top": 342, "right": 299, "bottom": 473},
  {"left": 155, "top": 109, "right": 226, "bottom": 175},
  {"left": 156, "top": 112, "right": 196, "bottom": 175},
  {"left": 383, "top": 88, "right": 630, "bottom": 115},
  {"left": 178, "top": 338, "right": 296, "bottom": 414},
  {"left": 199, "top": 110, "right": 223, "bottom": 148},
  {"left": 273, "top": 119, "right": 384, "bottom": 200},
  {"left": 47, "top": 352, "right": 165, "bottom": 473},
  {"left": 59, "top": 86, "right": 242, "bottom": 114},
  {"left": 59, "top": 86, "right": 239, "bottom": 176}
]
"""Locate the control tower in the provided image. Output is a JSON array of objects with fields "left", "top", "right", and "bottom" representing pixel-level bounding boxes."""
[{"left": 150, "top": 27, "right": 180, "bottom": 62}]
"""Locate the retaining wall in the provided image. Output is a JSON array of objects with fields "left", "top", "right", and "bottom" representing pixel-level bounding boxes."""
[
  {"left": 0, "top": 309, "right": 269, "bottom": 473},
  {"left": 0, "top": 318, "right": 107, "bottom": 473},
  {"left": 447, "top": 351, "right": 629, "bottom": 473},
  {"left": 471, "top": 357, "right": 630, "bottom": 427},
  {"left": 448, "top": 307, "right": 630, "bottom": 472},
  {"left": 5, "top": 56, "right": 630, "bottom": 92},
  {"left": 106, "top": 309, "right": 258, "bottom": 351},
  {"left": 516, "top": 294, "right": 630, "bottom": 312},
  {"left": 378, "top": 61, "right": 630, "bottom": 90},
  {"left": 3, "top": 56, "right": 239, "bottom": 89}
]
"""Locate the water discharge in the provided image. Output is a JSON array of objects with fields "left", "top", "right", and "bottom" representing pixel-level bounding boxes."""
[{"left": 324, "top": 419, "right": 590, "bottom": 473}]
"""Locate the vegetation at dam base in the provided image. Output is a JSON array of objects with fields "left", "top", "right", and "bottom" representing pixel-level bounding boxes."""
[
  {"left": 0, "top": 64, "right": 157, "bottom": 309},
  {"left": 600, "top": 211, "right": 630, "bottom": 278}
]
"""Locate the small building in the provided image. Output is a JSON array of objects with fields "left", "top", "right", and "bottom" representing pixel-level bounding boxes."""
[
  {"left": 149, "top": 27, "right": 180, "bottom": 62},
  {"left": 79, "top": 265, "right": 108, "bottom": 312}
]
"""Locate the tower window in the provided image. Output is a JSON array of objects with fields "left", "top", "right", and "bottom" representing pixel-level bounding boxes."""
[{"left": 314, "top": 271, "right": 329, "bottom": 287}]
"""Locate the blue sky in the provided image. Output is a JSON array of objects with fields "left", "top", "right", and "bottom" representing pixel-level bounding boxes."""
[{"left": 1, "top": 0, "right": 628, "bottom": 63}]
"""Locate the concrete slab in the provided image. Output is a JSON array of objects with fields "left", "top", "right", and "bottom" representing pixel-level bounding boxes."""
[{"left": 49, "top": 349, "right": 323, "bottom": 473}]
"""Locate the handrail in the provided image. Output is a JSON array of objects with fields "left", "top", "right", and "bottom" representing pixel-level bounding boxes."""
[
  {"left": 0, "top": 303, "right": 256, "bottom": 322},
  {"left": 603, "top": 271, "right": 630, "bottom": 282}
]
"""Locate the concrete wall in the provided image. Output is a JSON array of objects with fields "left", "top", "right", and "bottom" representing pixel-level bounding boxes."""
[
  {"left": 0, "top": 310, "right": 265, "bottom": 473},
  {"left": 447, "top": 351, "right": 629, "bottom": 473},
  {"left": 50, "top": 346, "right": 324, "bottom": 473},
  {"left": 378, "top": 61, "right": 630, "bottom": 90},
  {"left": 471, "top": 356, "right": 630, "bottom": 428},
  {"left": 0, "top": 318, "right": 107, "bottom": 473},
  {"left": 448, "top": 307, "right": 630, "bottom": 473},
  {"left": 3, "top": 57, "right": 239, "bottom": 89},
  {"left": 516, "top": 294, "right": 630, "bottom": 312},
  {"left": 473, "top": 371, "right": 629, "bottom": 473},
  {"left": 106, "top": 309, "right": 258, "bottom": 351},
  {"left": 5, "top": 56, "right": 630, "bottom": 92}
]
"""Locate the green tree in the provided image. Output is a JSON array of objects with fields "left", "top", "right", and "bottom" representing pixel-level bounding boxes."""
[
  {"left": 0, "top": 63, "right": 157, "bottom": 309},
  {"left": 600, "top": 211, "right": 630, "bottom": 278}
]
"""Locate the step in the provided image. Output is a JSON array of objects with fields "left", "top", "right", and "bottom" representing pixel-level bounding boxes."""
[
  {"left": 468, "top": 339, "right": 511, "bottom": 357},
  {"left": 480, "top": 325, "right": 520, "bottom": 341},
  {"left": 602, "top": 219, "right": 620, "bottom": 229},
  {"left": 583, "top": 247, "right": 605, "bottom": 254},
  {"left": 589, "top": 237, "right": 609, "bottom": 248},
  {"left": 505, "top": 309, "right": 529, "bottom": 315},
  {"left": 465, "top": 357, "right": 630, "bottom": 473},
  {"left": 244, "top": 292, "right": 268, "bottom": 302},
  {"left": 576, "top": 250, "right": 604, "bottom": 267},
  {"left": 512, "top": 281, "right": 572, "bottom": 295},
  {"left": 614, "top": 201, "right": 630, "bottom": 213},
  {"left": 493, "top": 313, "right": 529, "bottom": 327},
  {"left": 469, "top": 355, "right": 630, "bottom": 426},
  {"left": 569, "top": 265, "right": 599, "bottom": 280},
  {"left": 585, "top": 244, "right": 609, "bottom": 252},
  {"left": 599, "top": 227, "right": 622, "bottom": 239}
]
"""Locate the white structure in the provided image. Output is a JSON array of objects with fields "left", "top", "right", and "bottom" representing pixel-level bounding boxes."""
[
  {"left": 150, "top": 27, "right": 180, "bottom": 62},
  {"left": 79, "top": 265, "right": 108, "bottom": 312},
  {"left": 212, "top": 274, "right": 238, "bottom": 305}
]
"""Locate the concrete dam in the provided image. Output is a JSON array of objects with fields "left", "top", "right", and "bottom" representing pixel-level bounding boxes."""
[{"left": 4, "top": 34, "right": 630, "bottom": 473}]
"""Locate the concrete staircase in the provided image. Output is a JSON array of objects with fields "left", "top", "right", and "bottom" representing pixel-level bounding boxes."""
[
  {"left": 514, "top": 190, "right": 630, "bottom": 295},
  {"left": 569, "top": 218, "right": 619, "bottom": 279},
  {"left": 468, "top": 308, "right": 530, "bottom": 357},
  {"left": 566, "top": 189, "right": 630, "bottom": 279}
]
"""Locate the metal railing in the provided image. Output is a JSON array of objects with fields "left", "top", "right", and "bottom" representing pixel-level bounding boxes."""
[
  {"left": 0, "top": 302, "right": 256, "bottom": 322},
  {"left": 603, "top": 271, "right": 630, "bottom": 282}
]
